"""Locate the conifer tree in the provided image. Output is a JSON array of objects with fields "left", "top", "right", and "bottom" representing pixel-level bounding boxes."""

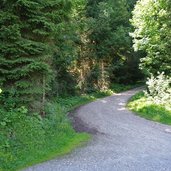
[{"left": 0, "top": 0, "right": 71, "bottom": 111}]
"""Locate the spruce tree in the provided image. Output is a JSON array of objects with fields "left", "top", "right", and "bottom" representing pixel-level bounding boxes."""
[{"left": 0, "top": 0, "right": 71, "bottom": 112}]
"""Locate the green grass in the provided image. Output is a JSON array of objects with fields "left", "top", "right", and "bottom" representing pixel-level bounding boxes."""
[
  {"left": 127, "top": 92, "right": 171, "bottom": 125},
  {"left": 15, "top": 133, "right": 90, "bottom": 171},
  {"left": 0, "top": 99, "right": 90, "bottom": 171},
  {"left": 0, "top": 83, "right": 142, "bottom": 171}
]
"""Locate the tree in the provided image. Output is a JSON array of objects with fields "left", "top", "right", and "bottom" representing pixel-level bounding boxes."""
[
  {"left": 0, "top": 0, "right": 71, "bottom": 112},
  {"left": 52, "top": 0, "right": 78, "bottom": 96},
  {"left": 51, "top": 0, "right": 142, "bottom": 94},
  {"left": 85, "top": 0, "right": 141, "bottom": 87},
  {"left": 131, "top": 0, "right": 171, "bottom": 76}
]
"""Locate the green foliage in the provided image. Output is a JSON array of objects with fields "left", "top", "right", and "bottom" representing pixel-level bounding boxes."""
[
  {"left": 110, "top": 83, "right": 136, "bottom": 93},
  {"left": 86, "top": 0, "right": 142, "bottom": 85},
  {"left": 0, "top": 104, "right": 89, "bottom": 171},
  {"left": 131, "top": 0, "right": 171, "bottom": 76},
  {"left": 50, "top": 1, "right": 78, "bottom": 96},
  {"left": 52, "top": 0, "right": 143, "bottom": 95},
  {"left": 0, "top": 0, "right": 143, "bottom": 103},
  {"left": 0, "top": 0, "right": 74, "bottom": 109},
  {"left": 129, "top": 0, "right": 171, "bottom": 126},
  {"left": 128, "top": 92, "right": 171, "bottom": 125},
  {"left": 0, "top": 1, "right": 46, "bottom": 107},
  {"left": 0, "top": 0, "right": 145, "bottom": 170},
  {"left": 0, "top": 83, "right": 139, "bottom": 170},
  {"left": 145, "top": 72, "right": 171, "bottom": 105}
]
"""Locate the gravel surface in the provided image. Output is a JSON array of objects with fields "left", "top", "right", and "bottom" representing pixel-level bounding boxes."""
[{"left": 25, "top": 88, "right": 171, "bottom": 171}]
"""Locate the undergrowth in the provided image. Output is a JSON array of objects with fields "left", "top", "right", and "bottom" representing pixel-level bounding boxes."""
[{"left": 0, "top": 83, "right": 141, "bottom": 171}]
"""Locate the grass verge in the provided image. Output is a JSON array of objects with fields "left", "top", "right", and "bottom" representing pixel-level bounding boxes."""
[
  {"left": 127, "top": 92, "right": 171, "bottom": 125},
  {"left": 0, "top": 83, "right": 141, "bottom": 171}
]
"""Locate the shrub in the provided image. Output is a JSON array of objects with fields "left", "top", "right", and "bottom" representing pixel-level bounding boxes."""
[
  {"left": 0, "top": 100, "right": 89, "bottom": 171},
  {"left": 145, "top": 72, "right": 171, "bottom": 105}
]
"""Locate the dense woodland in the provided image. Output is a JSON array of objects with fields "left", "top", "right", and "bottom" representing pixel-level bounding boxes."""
[
  {"left": 0, "top": 0, "right": 143, "bottom": 112},
  {"left": 0, "top": 0, "right": 170, "bottom": 170}
]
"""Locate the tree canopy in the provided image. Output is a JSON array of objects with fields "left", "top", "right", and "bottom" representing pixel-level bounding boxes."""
[{"left": 131, "top": 0, "right": 171, "bottom": 76}]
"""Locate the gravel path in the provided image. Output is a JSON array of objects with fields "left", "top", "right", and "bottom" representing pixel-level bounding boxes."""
[{"left": 25, "top": 88, "right": 171, "bottom": 171}]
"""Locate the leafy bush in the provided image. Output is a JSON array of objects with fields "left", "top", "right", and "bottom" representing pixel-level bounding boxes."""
[
  {"left": 0, "top": 104, "right": 89, "bottom": 171},
  {"left": 145, "top": 72, "right": 171, "bottom": 105},
  {"left": 0, "top": 106, "right": 45, "bottom": 170}
]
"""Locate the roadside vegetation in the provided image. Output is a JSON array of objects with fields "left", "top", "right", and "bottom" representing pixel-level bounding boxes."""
[
  {"left": 128, "top": 73, "right": 171, "bottom": 125},
  {"left": 0, "top": 90, "right": 90, "bottom": 171},
  {"left": 128, "top": 92, "right": 171, "bottom": 125},
  {"left": 128, "top": 0, "right": 171, "bottom": 126},
  {"left": 0, "top": 83, "right": 140, "bottom": 171}
]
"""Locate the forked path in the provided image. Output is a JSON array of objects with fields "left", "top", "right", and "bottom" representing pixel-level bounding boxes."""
[{"left": 26, "top": 88, "right": 171, "bottom": 171}]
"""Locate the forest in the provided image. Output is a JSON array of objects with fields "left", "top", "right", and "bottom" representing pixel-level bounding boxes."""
[{"left": 0, "top": 0, "right": 170, "bottom": 170}]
